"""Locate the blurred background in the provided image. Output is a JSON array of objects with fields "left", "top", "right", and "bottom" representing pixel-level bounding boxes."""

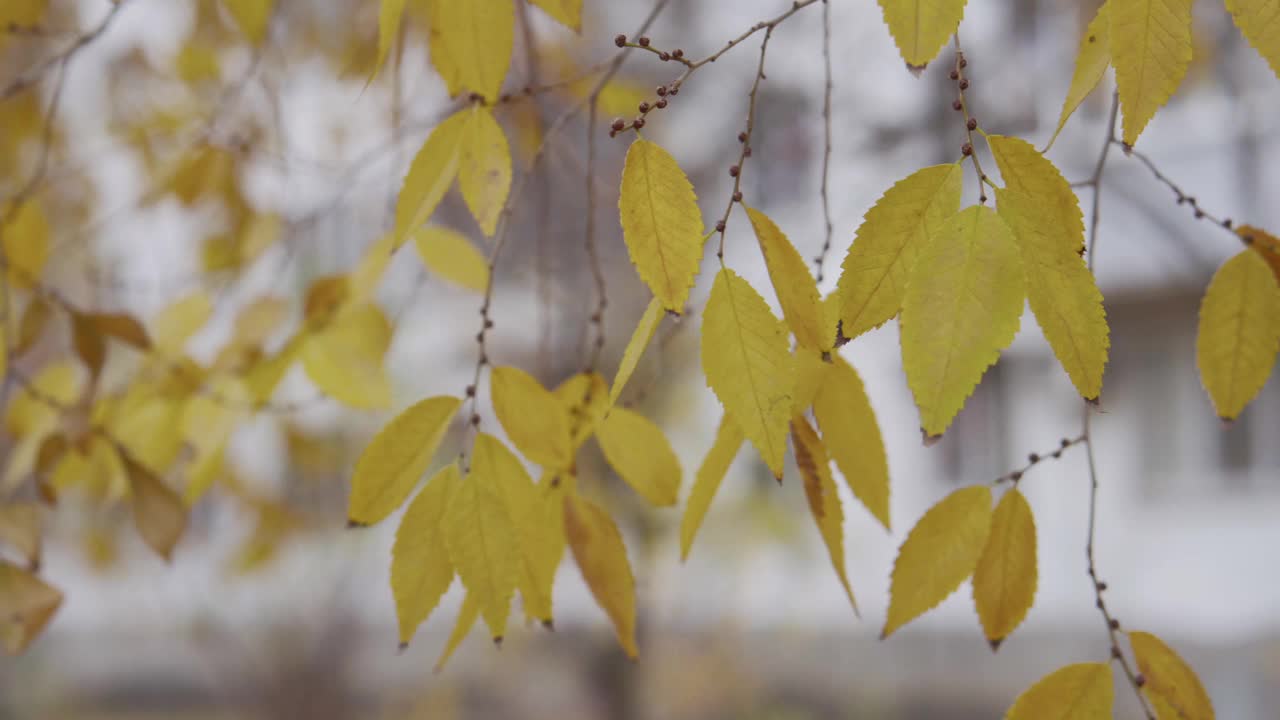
[{"left": 1, "top": 0, "right": 1279, "bottom": 718}]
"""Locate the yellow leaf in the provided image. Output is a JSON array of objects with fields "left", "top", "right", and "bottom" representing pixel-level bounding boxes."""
[
  {"left": 529, "top": 0, "right": 582, "bottom": 30},
  {"left": 232, "top": 296, "right": 289, "bottom": 348},
  {"left": 349, "top": 396, "right": 460, "bottom": 525},
  {"left": 988, "top": 135, "right": 1085, "bottom": 256},
  {"left": 679, "top": 415, "right": 743, "bottom": 561},
  {"left": 434, "top": 592, "right": 481, "bottom": 672},
  {"left": 564, "top": 493, "right": 638, "bottom": 659},
  {"left": 618, "top": 139, "right": 705, "bottom": 312},
  {"left": 413, "top": 226, "right": 489, "bottom": 292},
  {"left": 1233, "top": 0, "right": 1280, "bottom": 78},
  {"left": 1046, "top": 2, "right": 1111, "bottom": 151},
  {"left": 1239, "top": 225, "right": 1280, "bottom": 281},
  {"left": 125, "top": 457, "right": 187, "bottom": 562},
  {"left": 490, "top": 365, "right": 573, "bottom": 469},
  {"left": 90, "top": 312, "right": 153, "bottom": 350},
  {"left": 391, "top": 464, "right": 459, "bottom": 646},
  {"left": 1005, "top": 663, "right": 1114, "bottom": 720},
  {"left": 594, "top": 407, "right": 681, "bottom": 507},
  {"left": 746, "top": 206, "right": 831, "bottom": 352},
  {"left": 554, "top": 373, "right": 609, "bottom": 450},
  {"left": 471, "top": 434, "right": 552, "bottom": 623},
  {"left": 3, "top": 199, "right": 50, "bottom": 289},
  {"left": 7, "top": 362, "right": 82, "bottom": 438},
  {"left": 152, "top": 293, "right": 213, "bottom": 355},
  {"left": 1130, "top": 631, "right": 1215, "bottom": 720},
  {"left": 442, "top": 447, "right": 519, "bottom": 640},
  {"left": 790, "top": 347, "right": 829, "bottom": 415},
  {"left": 221, "top": 0, "right": 275, "bottom": 43},
  {"left": 302, "top": 304, "right": 394, "bottom": 410},
  {"left": 458, "top": 106, "right": 512, "bottom": 236},
  {"left": 812, "top": 357, "right": 891, "bottom": 531},
  {"left": 526, "top": 471, "right": 571, "bottom": 624},
  {"left": 350, "top": 233, "right": 395, "bottom": 304},
  {"left": 302, "top": 274, "right": 352, "bottom": 326},
  {"left": 901, "top": 206, "right": 1024, "bottom": 439},
  {"left": 883, "top": 485, "right": 992, "bottom": 639},
  {"left": 995, "top": 193, "right": 1109, "bottom": 400},
  {"left": 1196, "top": 250, "right": 1280, "bottom": 419},
  {"left": 427, "top": 0, "right": 514, "bottom": 102},
  {"left": 1111, "top": 0, "right": 1193, "bottom": 145},
  {"left": 0, "top": 560, "right": 62, "bottom": 655},
  {"left": 15, "top": 296, "right": 51, "bottom": 357},
  {"left": 792, "top": 416, "right": 857, "bottom": 612},
  {"left": 702, "top": 267, "right": 794, "bottom": 479},
  {"left": 395, "top": 110, "right": 469, "bottom": 243},
  {"left": 375, "top": 0, "right": 408, "bottom": 79},
  {"left": 176, "top": 41, "right": 221, "bottom": 84},
  {"left": 610, "top": 296, "right": 664, "bottom": 407},
  {"left": 834, "top": 164, "right": 963, "bottom": 340},
  {"left": 0, "top": 503, "right": 41, "bottom": 568},
  {"left": 972, "top": 488, "right": 1037, "bottom": 650},
  {"left": 0, "top": 0, "right": 46, "bottom": 25},
  {"left": 876, "top": 0, "right": 968, "bottom": 69}
]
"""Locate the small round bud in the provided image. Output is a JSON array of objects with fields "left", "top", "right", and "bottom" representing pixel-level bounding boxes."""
[
  {"left": 728, "top": 165, "right": 740, "bottom": 177},
  {"left": 1109, "top": 619, "right": 1120, "bottom": 630},
  {"left": 465, "top": 385, "right": 476, "bottom": 397},
  {"left": 732, "top": 191, "right": 743, "bottom": 202},
  {"left": 952, "top": 100, "right": 963, "bottom": 111},
  {"left": 638, "top": 36, "right": 650, "bottom": 47},
  {"left": 959, "top": 57, "right": 968, "bottom": 68},
  {"left": 672, "top": 48, "right": 684, "bottom": 59},
  {"left": 608, "top": 129, "right": 617, "bottom": 138},
  {"left": 655, "top": 98, "right": 668, "bottom": 109},
  {"left": 475, "top": 332, "right": 484, "bottom": 342},
  {"left": 1194, "top": 209, "right": 1204, "bottom": 219},
  {"left": 961, "top": 143, "right": 973, "bottom": 156},
  {"left": 715, "top": 220, "right": 726, "bottom": 232},
  {"left": 638, "top": 101, "right": 650, "bottom": 113},
  {"left": 633, "top": 117, "right": 646, "bottom": 129},
  {"left": 668, "top": 85, "right": 678, "bottom": 95},
  {"left": 1061, "top": 438, "right": 1072, "bottom": 448},
  {"left": 611, "top": 118, "right": 625, "bottom": 132},
  {"left": 614, "top": 34, "right": 626, "bottom": 47},
  {"left": 738, "top": 131, "right": 748, "bottom": 143},
  {"left": 1111, "top": 647, "right": 1123, "bottom": 660},
  {"left": 1097, "top": 581, "right": 1108, "bottom": 591},
  {"left": 1135, "top": 674, "right": 1146, "bottom": 688},
  {"left": 470, "top": 414, "right": 481, "bottom": 426},
  {"left": 966, "top": 118, "right": 977, "bottom": 131},
  {"left": 1029, "top": 453, "right": 1040, "bottom": 463},
  {"left": 659, "top": 51, "right": 670, "bottom": 61},
  {"left": 1222, "top": 218, "right": 1233, "bottom": 229},
  {"left": 949, "top": 70, "right": 959, "bottom": 80},
  {"left": 656, "top": 86, "right": 667, "bottom": 96},
  {"left": 1010, "top": 470, "right": 1023, "bottom": 481},
  {"left": 959, "top": 79, "right": 970, "bottom": 90}
]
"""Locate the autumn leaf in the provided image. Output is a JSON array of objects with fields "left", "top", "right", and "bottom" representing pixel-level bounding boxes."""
[
  {"left": 529, "top": 0, "right": 582, "bottom": 31},
  {"left": 0, "top": 561, "right": 62, "bottom": 655},
  {"left": 746, "top": 206, "right": 831, "bottom": 353},
  {"left": 151, "top": 293, "right": 213, "bottom": 355},
  {"left": 564, "top": 493, "right": 638, "bottom": 659},
  {"left": 834, "top": 163, "right": 963, "bottom": 340},
  {"left": 458, "top": 106, "right": 512, "bottom": 236},
  {"left": 349, "top": 396, "right": 460, "bottom": 525},
  {"left": 443, "top": 439, "right": 520, "bottom": 640},
  {"left": 1046, "top": 2, "right": 1111, "bottom": 151},
  {"left": 1130, "top": 631, "right": 1215, "bottom": 720},
  {"left": 435, "top": 592, "right": 480, "bottom": 672},
  {"left": 395, "top": 110, "right": 469, "bottom": 243},
  {"left": 792, "top": 416, "right": 858, "bottom": 613},
  {"left": 0, "top": 503, "right": 41, "bottom": 569},
  {"left": 427, "top": 0, "right": 514, "bottom": 102},
  {"left": 374, "top": 0, "right": 408, "bottom": 79},
  {"left": 3, "top": 199, "right": 50, "bottom": 289},
  {"left": 125, "top": 457, "right": 187, "bottom": 562},
  {"left": 972, "top": 488, "right": 1037, "bottom": 650},
  {"left": 610, "top": 296, "right": 664, "bottom": 407},
  {"left": 876, "top": 0, "right": 968, "bottom": 69},
  {"left": 883, "top": 485, "right": 992, "bottom": 639},
  {"left": 222, "top": 0, "right": 275, "bottom": 43},
  {"left": 0, "top": 0, "right": 46, "bottom": 26},
  {"left": 702, "top": 267, "right": 795, "bottom": 479},
  {"left": 900, "top": 206, "right": 1024, "bottom": 439},
  {"left": 554, "top": 373, "right": 609, "bottom": 450},
  {"left": 1239, "top": 225, "right": 1280, "bottom": 280},
  {"left": 302, "top": 304, "right": 394, "bottom": 410},
  {"left": 1110, "top": 0, "right": 1193, "bottom": 145},
  {"left": 413, "top": 226, "right": 490, "bottom": 292},
  {"left": 391, "top": 464, "right": 458, "bottom": 647},
  {"left": 1225, "top": 0, "right": 1280, "bottom": 80},
  {"left": 595, "top": 407, "right": 681, "bottom": 507},
  {"left": 1005, "top": 663, "right": 1114, "bottom": 720},
  {"left": 490, "top": 365, "right": 573, "bottom": 469},
  {"left": 618, "top": 139, "right": 705, "bottom": 313},
  {"left": 679, "top": 415, "right": 744, "bottom": 561},
  {"left": 1196, "top": 250, "right": 1280, "bottom": 420},
  {"left": 812, "top": 357, "right": 891, "bottom": 531}
]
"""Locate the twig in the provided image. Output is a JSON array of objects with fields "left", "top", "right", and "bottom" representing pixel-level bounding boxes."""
[
  {"left": 950, "top": 35, "right": 994, "bottom": 202},
  {"left": 1119, "top": 142, "right": 1244, "bottom": 243},
  {"left": 992, "top": 435, "right": 1086, "bottom": 485},
  {"left": 814, "top": 0, "right": 834, "bottom": 283},
  {"left": 1081, "top": 91, "right": 1158, "bottom": 720},
  {"left": 714, "top": 27, "right": 775, "bottom": 258}
]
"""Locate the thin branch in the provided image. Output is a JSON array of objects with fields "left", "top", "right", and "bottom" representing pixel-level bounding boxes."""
[
  {"left": 814, "top": 0, "right": 834, "bottom": 283},
  {"left": 714, "top": 27, "right": 775, "bottom": 258},
  {"left": 950, "top": 35, "right": 994, "bottom": 202},
  {"left": 1120, "top": 142, "right": 1244, "bottom": 243},
  {"left": 1081, "top": 91, "right": 1158, "bottom": 720},
  {"left": 992, "top": 435, "right": 1086, "bottom": 485}
]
